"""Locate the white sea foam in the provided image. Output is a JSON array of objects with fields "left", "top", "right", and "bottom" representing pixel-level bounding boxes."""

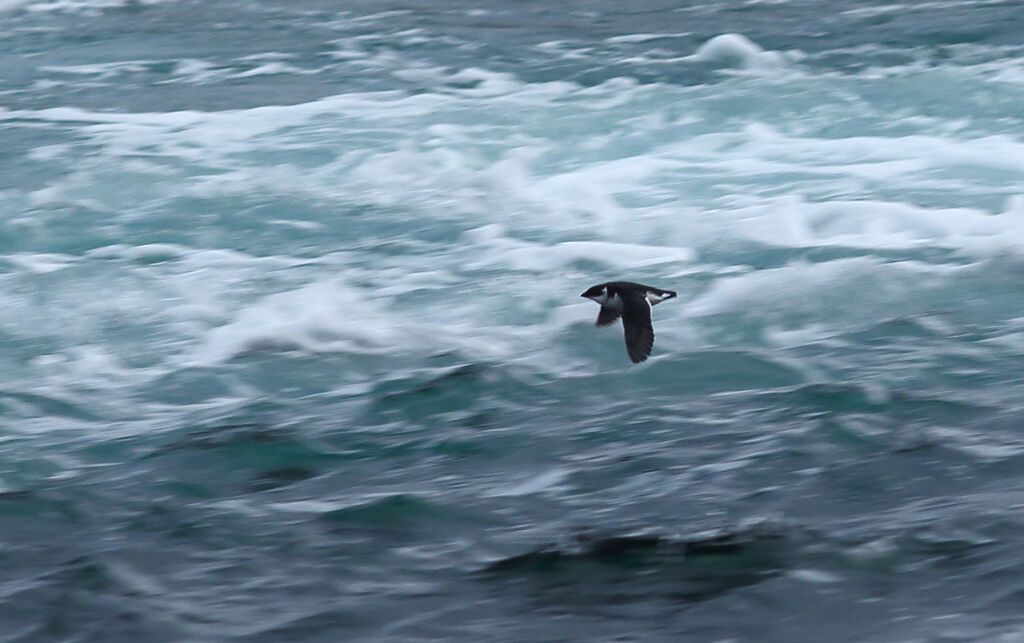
[
  {"left": 4, "top": 252, "right": 75, "bottom": 273},
  {"left": 723, "top": 196, "right": 1024, "bottom": 253},
  {"left": 445, "top": 68, "right": 525, "bottom": 97},
  {"left": 29, "top": 344, "right": 133, "bottom": 387},
  {"left": 10, "top": 74, "right": 1024, "bottom": 269},
  {"left": 192, "top": 280, "right": 399, "bottom": 363},
  {"left": 20, "top": 0, "right": 174, "bottom": 12},
  {"left": 233, "top": 62, "right": 317, "bottom": 78},
  {"left": 40, "top": 61, "right": 153, "bottom": 78},
  {"left": 187, "top": 277, "right": 510, "bottom": 365},
  {"left": 6, "top": 47, "right": 1024, "bottom": 388},
  {"left": 683, "top": 257, "right": 967, "bottom": 320},
  {"left": 462, "top": 226, "right": 694, "bottom": 272},
  {"left": 486, "top": 468, "right": 572, "bottom": 497},
  {"left": 690, "top": 34, "right": 800, "bottom": 70},
  {"left": 0, "top": 0, "right": 31, "bottom": 12},
  {"left": 167, "top": 59, "right": 231, "bottom": 85},
  {"left": 790, "top": 569, "right": 842, "bottom": 584},
  {"left": 8, "top": 63, "right": 1019, "bottom": 256},
  {"left": 605, "top": 33, "right": 691, "bottom": 45}
]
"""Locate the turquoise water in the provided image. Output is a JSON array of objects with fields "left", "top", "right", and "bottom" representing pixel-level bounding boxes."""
[{"left": 2, "top": 0, "right": 1024, "bottom": 640}]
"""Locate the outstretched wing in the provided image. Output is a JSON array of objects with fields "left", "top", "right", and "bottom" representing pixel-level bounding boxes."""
[
  {"left": 595, "top": 306, "right": 621, "bottom": 327},
  {"left": 621, "top": 293, "right": 654, "bottom": 363}
]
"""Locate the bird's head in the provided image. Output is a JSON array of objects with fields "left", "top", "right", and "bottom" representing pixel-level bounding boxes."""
[{"left": 581, "top": 284, "right": 609, "bottom": 305}]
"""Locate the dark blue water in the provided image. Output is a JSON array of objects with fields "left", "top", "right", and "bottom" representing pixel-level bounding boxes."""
[{"left": 2, "top": 0, "right": 1024, "bottom": 640}]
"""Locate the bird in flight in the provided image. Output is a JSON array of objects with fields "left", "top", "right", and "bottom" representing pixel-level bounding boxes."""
[{"left": 581, "top": 281, "right": 677, "bottom": 363}]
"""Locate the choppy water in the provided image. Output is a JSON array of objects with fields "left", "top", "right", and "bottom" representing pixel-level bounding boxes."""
[{"left": 3, "top": 0, "right": 1024, "bottom": 640}]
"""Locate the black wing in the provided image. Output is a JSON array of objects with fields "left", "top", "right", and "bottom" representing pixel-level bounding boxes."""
[
  {"left": 595, "top": 306, "right": 621, "bottom": 327},
  {"left": 621, "top": 292, "right": 654, "bottom": 363}
]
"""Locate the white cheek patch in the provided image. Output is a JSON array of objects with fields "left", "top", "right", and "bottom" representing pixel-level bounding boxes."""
[{"left": 646, "top": 291, "right": 673, "bottom": 305}]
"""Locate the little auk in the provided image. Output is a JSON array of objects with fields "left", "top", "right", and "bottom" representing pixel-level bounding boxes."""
[{"left": 581, "top": 281, "right": 677, "bottom": 363}]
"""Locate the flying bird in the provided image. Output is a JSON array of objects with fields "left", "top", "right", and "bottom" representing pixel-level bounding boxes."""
[{"left": 581, "top": 281, "right": 677, "bottom": 363}]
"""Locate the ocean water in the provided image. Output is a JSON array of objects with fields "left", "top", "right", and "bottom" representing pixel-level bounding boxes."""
[{"left": 3, "top": 0, "right": 1024, "bottom": 640}]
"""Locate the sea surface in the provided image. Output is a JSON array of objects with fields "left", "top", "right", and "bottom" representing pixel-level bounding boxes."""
[{"left": 2, "top": 0, "right": 1024, "bottom": 640}]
